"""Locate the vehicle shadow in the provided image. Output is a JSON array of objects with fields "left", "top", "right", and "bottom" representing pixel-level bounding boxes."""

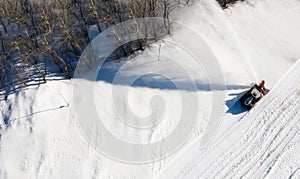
[{"left": 226, "top": 90, "right": 248, "bottom": 115}]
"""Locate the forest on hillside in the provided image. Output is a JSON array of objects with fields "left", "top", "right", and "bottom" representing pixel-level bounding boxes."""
[{"left": 0, "top": 0, "right": 240, "bottom": 95}]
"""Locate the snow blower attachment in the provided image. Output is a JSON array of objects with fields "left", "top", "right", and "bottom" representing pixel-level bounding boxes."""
[{"left": 239, "top": 80, "right": 269, "bottom": 110}]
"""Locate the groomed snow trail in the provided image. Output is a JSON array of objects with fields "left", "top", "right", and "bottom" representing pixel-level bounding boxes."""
[{"left": 160, "top": 60, "right": 300, "bottom": 179}]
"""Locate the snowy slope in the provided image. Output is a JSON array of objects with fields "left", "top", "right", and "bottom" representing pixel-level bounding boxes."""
[
  {"left": 1, "top": 0, "right": 300, "bottom": 178},
  {"left": 158, "top": 59, "right": 300, "bottom": 179},
  {"left": 171, "top": 0, "right": 300, "bottom": 86}
]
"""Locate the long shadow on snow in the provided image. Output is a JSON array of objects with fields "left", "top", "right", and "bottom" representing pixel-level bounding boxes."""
[
  {"left": 96, "top": 60, "right": 251, "bottom": 92},
  {"left": 9, "top": 105, "right": 68, "bottom": 123}
]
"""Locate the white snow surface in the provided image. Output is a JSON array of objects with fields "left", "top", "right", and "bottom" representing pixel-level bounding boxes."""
[
  {"left": 1, "top": 0, "right": 300, "bottom": 178},
  {"left": 159, "top": 59, "right": 300, "bottom": 179}
]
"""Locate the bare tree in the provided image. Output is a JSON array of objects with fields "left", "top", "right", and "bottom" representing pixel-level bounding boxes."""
[{"left": 0, "top": 0, "right": 191, "bottom": 93}]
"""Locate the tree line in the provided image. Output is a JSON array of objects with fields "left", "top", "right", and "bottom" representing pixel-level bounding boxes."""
[
  {"left": 216, "top": 0, "right": 244, "bottom": 8},
  {"left": 0, "top": 0, "right": 190, "bottom": 94}
]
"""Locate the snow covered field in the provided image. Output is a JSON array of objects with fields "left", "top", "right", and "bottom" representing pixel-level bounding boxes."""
[{"left": 1, "top": 0, "right": 300, "bottom": 178}]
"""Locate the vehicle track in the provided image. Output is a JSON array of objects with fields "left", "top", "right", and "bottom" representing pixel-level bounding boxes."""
[
  {"left": 172, "top": 61, "right": 300, "bottom": 179},
  {"left": 199, "top": 89, "right": 300, "bottom": 178}
]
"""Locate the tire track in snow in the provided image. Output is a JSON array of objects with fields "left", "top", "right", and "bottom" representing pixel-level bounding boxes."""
[
  {"left": 240, "top": 95, "right": 300, "bottom": 178},
  {"left": 172, "top": 61, "right": 300, "bottom": 179},
  {"left": 197, "top": 79, "right": 300, "bottom": 178},
  {"left": 201, "top": 88, "right": 300, "bottom": 178},
  {"left": 261, "top": 128, "right": 300, "bottom": 178},
  {"left": 224, "top": 89, "right": 300, "bottom": 178}
]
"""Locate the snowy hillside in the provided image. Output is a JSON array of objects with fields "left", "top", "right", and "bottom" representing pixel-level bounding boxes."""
[
  {"left": 1, "top": 0, "right": 300, "bottom": 178},
  {"left": 159, "top": 59, "right": 300, "bottom": 179}
]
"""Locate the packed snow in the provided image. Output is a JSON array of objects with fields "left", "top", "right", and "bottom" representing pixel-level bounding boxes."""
[
  {"left": 1, "top": 0, "right": 300, "bottom": 178},
  {"left": 159, "top": 59, "right": 300, "bottom": 179}
]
